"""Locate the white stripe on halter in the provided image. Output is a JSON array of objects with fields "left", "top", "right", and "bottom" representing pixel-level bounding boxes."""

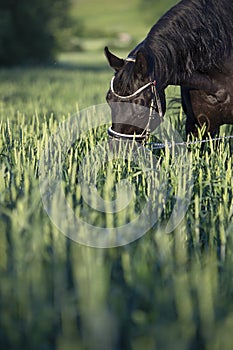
[
  {"left": 110, "top": 76, "right": 155, "bottom": 101},
  {"left": 125, "top": 57, "right": 136, "bottom": 62}
]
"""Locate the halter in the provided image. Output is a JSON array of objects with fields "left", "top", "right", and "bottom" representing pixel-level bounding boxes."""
[{"left": 108, "top": 57, "right": 163, "bottom": 142}]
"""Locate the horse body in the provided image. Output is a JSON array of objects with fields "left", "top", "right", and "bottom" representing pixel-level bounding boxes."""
[
  {"left": 182, "top": 53, "right": 233, "bottom": 136},
  {"left": 105, "top": 0, "right": 233, "bottom": 138}
]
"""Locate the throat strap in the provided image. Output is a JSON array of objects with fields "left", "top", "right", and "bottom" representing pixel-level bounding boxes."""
[{"left": 108, "top": 126, "right": 148, "bottom": 142}]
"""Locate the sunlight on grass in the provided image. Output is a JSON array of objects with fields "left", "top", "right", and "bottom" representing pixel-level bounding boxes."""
[{"left": 0, "top": 53, "right": 233, "bottom": 349}]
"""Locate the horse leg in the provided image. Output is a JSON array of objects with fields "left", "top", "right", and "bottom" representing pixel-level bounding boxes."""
[
  {"left": 181, "top": 86, "right": 199, "bottom": 137},
  {"left": 181, "top": 86, "right": 222, "bottom": 139}
]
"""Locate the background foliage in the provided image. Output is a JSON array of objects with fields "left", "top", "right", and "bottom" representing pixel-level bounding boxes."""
[
  {"left": 0, "top": 0, "right": 73, "bottom": 65},
  {"left": 140, "top": 0, "right": 179, "bottom": 23},
  {"left": 0, "top": 0, "right": 179, "bottom": 66}
]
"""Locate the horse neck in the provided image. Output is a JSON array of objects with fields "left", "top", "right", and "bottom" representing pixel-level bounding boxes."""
[{"left": 143, "top": 0, "right": 233, "bottom": 88}]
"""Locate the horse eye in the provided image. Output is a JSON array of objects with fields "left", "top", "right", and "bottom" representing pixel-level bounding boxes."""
[
  {"left": 140, "top": 99, "right": 145, "bottom": 106},
  {"left": 134, "top": 99, "right": 145, "bottom": 106}
]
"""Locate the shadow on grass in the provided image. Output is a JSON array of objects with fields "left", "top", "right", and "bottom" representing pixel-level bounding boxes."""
[
  {"left": 55, "top": 60, "right": 110, "bottom": 73},
  {"left": 55, "top": 51, "right": 113, "bottom": 73}
]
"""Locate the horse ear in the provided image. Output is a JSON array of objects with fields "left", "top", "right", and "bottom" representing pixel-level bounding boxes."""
[
  {"left": 134, "top": 51, "right": 148, "bottom": 79},
  {"left": 104, "top": 46, "right": 124, "bottom": 71}
]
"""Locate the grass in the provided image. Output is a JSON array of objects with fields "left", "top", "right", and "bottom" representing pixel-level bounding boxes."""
[
  {"left": 72, "top": 0, "right": 148, "bottom": 40},
  {"left": 0, "top": 52, "right": 112, "bottom": 119},
  {"left": 70, "top": 0, "right": 179, "bottom": 51},
  {"left": 0, "top": 52, "right": 233, "bottom": 350}
]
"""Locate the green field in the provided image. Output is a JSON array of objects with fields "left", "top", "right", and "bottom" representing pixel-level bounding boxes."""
[
  {"left": 1, "top": 2, "right": 233, "bottom": 350},
  {"left": 0, "top": 51, "right": 233, "bottom": 350},
  {"left": 70, "top": 0, "right": 179, "bottom": 52}
]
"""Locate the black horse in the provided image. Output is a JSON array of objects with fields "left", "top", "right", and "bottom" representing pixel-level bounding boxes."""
[{"left": 105, "top": 0, "right": 233, "bottom": 141}]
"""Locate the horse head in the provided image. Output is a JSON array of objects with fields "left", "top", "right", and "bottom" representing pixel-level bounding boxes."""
[{"left": 105, "top": 47, "right": 166, "bottom": 142}]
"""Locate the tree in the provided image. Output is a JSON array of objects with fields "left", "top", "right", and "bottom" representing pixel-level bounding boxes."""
[{"left": 0, "top": 0, "right": 72, "bottom": 66}]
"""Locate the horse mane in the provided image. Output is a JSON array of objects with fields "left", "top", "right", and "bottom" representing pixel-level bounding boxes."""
[
  {"left": 144, "top": 0, "right": 233, "bottom": 86},
  {"left": 113, "top": 0, "right": 233, "bottom": 94},
  {"left": 113, "top": 61, "right": 136, "bottom": 95}
]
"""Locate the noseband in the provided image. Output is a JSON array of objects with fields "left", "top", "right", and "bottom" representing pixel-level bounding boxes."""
[{"left": 108, "top": 57, "right": 163, "bottom": 143}]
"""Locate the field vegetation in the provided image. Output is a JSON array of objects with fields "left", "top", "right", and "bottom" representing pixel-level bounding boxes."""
[
  {"left": 0, "top": 51, "right": 233, "bottom": 350},
  {"left": 0, "top": 1, "right": 233, "bottom": 349}
]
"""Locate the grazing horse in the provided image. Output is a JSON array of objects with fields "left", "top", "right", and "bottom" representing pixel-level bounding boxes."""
[{"left": 105, "top": 0, "right": 233, "bottom": 141}]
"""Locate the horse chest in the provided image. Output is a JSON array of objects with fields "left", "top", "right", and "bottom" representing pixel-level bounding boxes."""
[{"left": 185, "top": 67, "right": 233, "bottom": 135}]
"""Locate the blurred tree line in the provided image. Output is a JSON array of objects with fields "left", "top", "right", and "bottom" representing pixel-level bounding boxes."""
[
  {"left": 0, "top": 0, "right": 80, "bottom": 66},
  {"left": 0, "top": 0, "right": 180, "bottom": 66}
]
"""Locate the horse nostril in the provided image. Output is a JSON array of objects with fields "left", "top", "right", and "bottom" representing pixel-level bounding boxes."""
[
  {"left": 140, "top": 99, "right": 145, "bottom": 106},
  {"left": 134, "top": 99, "right": 145, "bottom": 106}
]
